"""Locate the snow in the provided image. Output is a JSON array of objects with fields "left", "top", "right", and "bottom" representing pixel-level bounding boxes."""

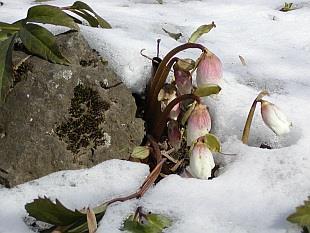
[{"left": 1, "top": 0, "right": 310, "bottom": 233}]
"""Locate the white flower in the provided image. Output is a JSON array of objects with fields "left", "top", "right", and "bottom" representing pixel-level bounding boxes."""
[
  {"left": 189, "top": 141, "right": 215, "bottom": 179},
  {"left": 261, "top": 100, "right": 292, "bottom": 135},
  {"left": 186, "top": 104, "right": 211, "bottom": 146}
]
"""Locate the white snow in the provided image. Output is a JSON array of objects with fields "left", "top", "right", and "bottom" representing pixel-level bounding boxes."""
[{"left": 1, "top": 0, "right": 310, "bottom": 233}]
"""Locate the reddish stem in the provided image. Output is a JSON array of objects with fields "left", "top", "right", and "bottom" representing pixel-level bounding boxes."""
[
  {"left": 152, "top": 94, "right": 201, "bottom": 140},
  {"left": 146, "top": 43, "right": 205, "bottom": 124}
]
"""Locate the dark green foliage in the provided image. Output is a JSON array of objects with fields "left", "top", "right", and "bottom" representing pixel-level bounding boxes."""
[
  {"left": 288, "top": 196, "right": 310, "bottom": 230},
  {"left": 0, "top": 35, "right": 15, "bottom": 103},
  {"left": 122, "top": 212, "right": 172, "bottom": 233},
  {"left": 19, "top": 23, "right": 70, "bottom": 65},
  {"left": 25, "top": 197, "right": 108, "bottom": 233},
  {"left": 0, "top": 1, "right": 111, "bottom": 103}
]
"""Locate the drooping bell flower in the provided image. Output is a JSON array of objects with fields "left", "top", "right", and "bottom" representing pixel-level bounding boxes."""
[
  {"left": 188, "top": 141, "right": 215, "bottom": 179},
  {"left": 168, "top": 120, "right": 182, "bottom": 150},
  {"left": 158, "top": 84, "right": 180, "bottom": 120},
  {"left": 174, "top": 68, "right": 193, "bottom": 95},
  {"left": 261, "top": 100, "right": 292, "bottom": 135},
  {"left": 196, "top": 50, "right": 222, "bottom": 86},
  {"left": 186, "top": 104, "right": 211, "bottom": 146}
]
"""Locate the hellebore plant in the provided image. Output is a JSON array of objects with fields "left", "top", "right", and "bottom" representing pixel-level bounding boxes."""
[
  {"left": 138, "top": 35, "right": 223, "bottom": 180},
  {"left": 242, "top": 90, "right": 292, "bottom": 145}
]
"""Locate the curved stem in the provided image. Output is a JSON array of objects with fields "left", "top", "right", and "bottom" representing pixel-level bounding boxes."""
[
  {"left": 242, "top": 90, "right": 269, "bottom": 144},
  {"left": 153, "top": 94, "right": 201, "bottom": 140},
  {"left": 146, "top": 57, "right": 179, "bottom": 126},
  {"left": 146, "top": 43, "right": 205, "bottom": 119}
]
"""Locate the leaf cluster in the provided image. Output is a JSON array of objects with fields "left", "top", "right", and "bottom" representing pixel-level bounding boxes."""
[
  {"left": 287, "top": 196, "right": 310, "bottom": 232},
  {"left": 122, "top": 208, "right": 172, "bottom": 233},
  {"left": 0, "top": 1, "right": 111, "bottom": 103},
  {"left": 25, "top": 197, "right": 107, "bottom": 232}
]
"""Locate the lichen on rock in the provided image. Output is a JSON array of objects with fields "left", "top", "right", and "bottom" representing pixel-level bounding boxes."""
[{"left": 56, "top": 84, "right": 110, "bottom": 154}]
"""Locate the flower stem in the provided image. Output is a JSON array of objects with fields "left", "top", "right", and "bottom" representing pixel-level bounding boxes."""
[
  {"left": 146, "top": 43, "right": 205, "bottom": 131},
  {"left": 152, "top": 94, "right": 200, "bottom": 140},
  {"left": 242, "top": 90, "right": 269, "bottom": 144}
]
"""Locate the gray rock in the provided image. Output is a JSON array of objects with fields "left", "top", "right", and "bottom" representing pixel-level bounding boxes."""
[{"left": 0, "top": 32, "right": 144, "bottom": 187}]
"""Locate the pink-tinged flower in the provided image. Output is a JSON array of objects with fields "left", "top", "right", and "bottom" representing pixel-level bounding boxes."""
[
  {"left": 189, "top": 141, "right": 215, "bottom": 179},
  {"left": 168, "top": 120, "right": 182, "bottom": 150},
  {"left": 261, "top": 100, "right": 292, "bottom": 135},
  {"left": 174, "top": 68, "right": 193, "bottom": 95},
  {"left": 196, "top": 50, "right": 222, "bottom": 86},
  {"left": 186, "top": 104, "right": 211, "bottom": 146},
  {"left": 158, "top": 84, "right": 180, "bottom": 120}
]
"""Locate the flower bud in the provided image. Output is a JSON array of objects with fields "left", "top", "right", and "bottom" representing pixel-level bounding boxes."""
[
  {"left": 196, "top": 50, "right": 222, "bottom": 86},
  {"left": 186, "top": 104, "right": 211, "bottom": 146},
  {"left": 168, "top": 120, "right": 182, "bottom": 150},
  {"left": 174, "top": 68, "right": 193, "bottom": 95},
  {"left": 189, "top": 141, "right": 215, "bottom": 179},
  {"left": 261, "top": 100, "right": 292, "bottom": 135},
  {"left": 158, "top": 84, "right": 180, "bottom": 120}
]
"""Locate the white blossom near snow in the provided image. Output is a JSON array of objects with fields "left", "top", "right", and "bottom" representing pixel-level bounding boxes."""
[{"left": 1, "top": 0, "right": 310, "bottom": 233}]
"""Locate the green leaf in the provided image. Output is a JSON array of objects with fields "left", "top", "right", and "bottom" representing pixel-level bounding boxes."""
[
  {"left": 70, "top": 1, "right": 112, "bottom": 28},
  {"left": 188, "top": 22, "right": 216, "bottom": 43},
  {"left": 70, "top": 9, "right": 99, "bottom": 27},
  {"left": 162, "top": 28, "right": 182, "bottom": 41},
  {"left": 19, "top": 23, "right": 70, "bottom": 65},
  {"left": 25, "top": 197, "right": 86, "bottom": 226},
  {"left": 146, "top": 214, "right": 172, "bottom": 229},
  {"left": 203, "top": 133, "right": 221, "bottom": 152},
  {"left": 0, "top": 22, "right": 20, "bottom": 32},
  {"left": 280, "top": 2, "right": 295, "bottom": 12},
  {"left": 0, "top": 31, "right": 11, "bottom": 42},
  {"left": 181, "top": 102, "right": 196, "bottom": 125},
  {"left": 131, "top": 146, "right": 150, "bottom": 159},
  {"left": 26, "top": 5, "right": 79, "bottom": 30},
  {"left": 122, "top": 213, "right": 172, "bottom": 233},
  {"left": 193, "top": 84, "right": 221, "bottom": 97},
  {"left": 0, "top": 35, "right": 15, "bottom": 104},
  {"left": 287, "top": 196, "right": 310, "bottom": 227},
  {"left": 175, "top": 58, "right": 195, "bottom": 71}
]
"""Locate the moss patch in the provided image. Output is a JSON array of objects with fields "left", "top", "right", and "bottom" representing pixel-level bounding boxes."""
[{"left": 56, "top": 84, "right": 110, "bottom": 154}]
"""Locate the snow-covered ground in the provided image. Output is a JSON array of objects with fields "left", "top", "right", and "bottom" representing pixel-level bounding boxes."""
[{"left": 1, "top": 0, "right": 310, "bottom": 232}]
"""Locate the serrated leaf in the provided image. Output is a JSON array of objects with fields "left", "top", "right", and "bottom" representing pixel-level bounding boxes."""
[
  {"left": 70, "top": 1, "right": 111, "bottom": 28},
  {"left": 146, "top": 214, "right": 172, "bottom": 229},
  {"left": 203, "top": 133, "right": 221, "bottom": 152},
  {"left": 131, "top": 146, "right": 150, "bottom": 160},
  {"left": 122, "top": 213, "right": 171, "bottom": 233},
  {"left": 27, "top": 5, "right": 79, "bottom": 30},
  {"left": 287, "top": 197, "right": 310, "bottom": 227},
  {"left": 0, "top": 35, "right": 15, "bottom": 104},
  {"left": 193, "top": 84, "right": 221, "bottom": 97},
  {"left": 280, "top": 2, "right": 295, "bottom": 12},
  {"left": 162, "top": 28, "right": 182, "bottom": 41},
  {"left": 19, "top": 23, "right": 70, "bottom": 65},
  {"left": 25, "top": 197, "right": 85, "bottom": 226},
  {"left": 188, "top": 22, "right": 216, "bottom": 43},
  {"left": 0, "top": 22, "right": 20, "bottom": 32}
]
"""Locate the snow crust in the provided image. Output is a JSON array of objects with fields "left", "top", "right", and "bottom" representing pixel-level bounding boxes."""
[{"left": 1, "top": 0, "right": 310, "bottom": 232}]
